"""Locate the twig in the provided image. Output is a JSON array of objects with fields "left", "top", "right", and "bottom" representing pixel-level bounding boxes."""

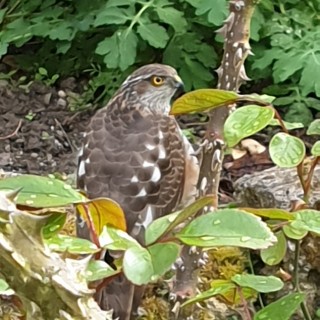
[{"left": 0, "top": 120, "right": 22, "bottom": 140}]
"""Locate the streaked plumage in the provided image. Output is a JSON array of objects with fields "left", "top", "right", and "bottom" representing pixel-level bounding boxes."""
[{"left": 77, "top": 64, "right": 199, "bottom": 319}]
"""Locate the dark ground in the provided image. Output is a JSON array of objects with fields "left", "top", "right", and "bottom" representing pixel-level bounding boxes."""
[{"left": 0, "top": 80, "right": 93, "bottom": 176}]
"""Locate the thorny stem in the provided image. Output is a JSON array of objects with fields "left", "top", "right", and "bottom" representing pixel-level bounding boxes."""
[{"left": 173, "top": 1, "right": 258, "bottom": 318}]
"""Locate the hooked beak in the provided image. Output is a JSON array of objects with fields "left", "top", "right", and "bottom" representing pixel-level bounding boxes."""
[{"left": 172, "top": 75, "right": 185, "bottom": 100}]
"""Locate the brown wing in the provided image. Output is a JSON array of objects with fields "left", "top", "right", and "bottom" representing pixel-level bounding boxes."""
[{"left": 77, "top": 106, "right": 186, "bottom": 239}]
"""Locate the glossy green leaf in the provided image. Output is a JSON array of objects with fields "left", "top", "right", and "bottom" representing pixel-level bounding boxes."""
[
  {"left": 0, "top": 174, "right": 84, "bottom": 207},
  {"left": 42, "top": 212, "right": 66, "bottom": 239},
  {"left": 176, "top": 209, "right": 276, "bottom": 250},
  {"left": 45, "top": 234, "right": 99, "bottom": 254},
  {"left": 254, "top": 293, "right": 305, "bottom": 320},
  {"left": 269, "top": 119, "right": 304, "bottom": 130},
  {"left": 307, "top": 119, "right": 320, "bottom": 135},
  {"left": 148, "top": 243, "right": 179, "bottom": 277},
  {"left": 269, "top": 132, "right": 305, "bottom": 168},
  {"left": 224, "top": 105, "right": 274, "bottom": 147},
  {"left": 182, "top": 280, "right": 235, "bottom": 307},
  {"left": 99, "top": 226, "right": 139, "bottom": 251},
  {"left": 145, "top": 196, "right": 213, "bottom": 245},
  {"left": 170, "top": 89, "right": 238, "bottom": 115},
  {"left": 311, "top": 141, "right": 320, "bottom": 156},
  {"left": 123, "top": 242, "right": 179, "bottom": 285},
  {"left": 0, "top": 279, "right": 14, "bottom": 295},
  {"left": 261, "top": 230, "right": 287, "bottom": 266},
  {"left": 85, "top": 260, "right": 120, "bottom": 282},
  {"left": 283, "top": 224, "right": 308, "bottom": 240},
  {"left": 241, "top": 208, "right": 294, "bottom": 221},
  {"left": 232, "top": 274, "right": 283, "bottom": 293},
  {"left": 290, "top": 209, "right": 320, "bottom": 235}
]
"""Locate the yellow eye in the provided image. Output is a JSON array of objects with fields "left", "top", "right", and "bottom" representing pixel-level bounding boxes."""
[{"left": 151, "top": 76, "right": 164, "bottom": 86}]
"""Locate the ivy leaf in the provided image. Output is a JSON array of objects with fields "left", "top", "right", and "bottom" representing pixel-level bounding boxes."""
[
  {"left": 156, "top": 6, "right": 187, "bottom": 32},
  {"left": 137, "top": 23, "right": 169, "bottom": 48},
  {"left": 96, "top": 29, "right": 137, "bottom": 70},
  {"left": 254, "top": 293, "right": 305, "bottom": 320},
  {"left": 269, "top": 133, "right": 305, "bottom": 168},
  {"left": 224, "top": 105, "right": 274, "bottom": 147}
]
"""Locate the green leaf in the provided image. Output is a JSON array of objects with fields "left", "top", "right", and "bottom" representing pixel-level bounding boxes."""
[
  {"left": 123, "top": 242, "right": 179, "bottom": 285},
  {"left": 300, "top": 54, "right": 320, "bottom": 97},
  {"left": 283, "top": 224, "right": 308, "bottom": 240},
  {"left": 148, "top": 243, "right": 179, "bottom": 277},
  {"left": 85, "top": 260, "right": 120, "bottom": 282},
  {"left": 254, "top": 293, "right": 305, "bottom": 320},
  {"left": 284, "top": 102, "right": 313, "bottom": 127},
  {"left": 241, "top": 208, "right": 294, "bottom": 221},
  {"left": 171, "top": 89, "right": 238, "bottom": 115},
  {"left": 176, "top": 209, "right": 276, "bottom": 250},
  {"left": 182, "top": 280, "right": 235, "bottom": 307},
  {"left": 42, "top": 212, "right": 67, "bottom": 239},
  {"left": 96, "top": 29, "right": 138, "bottom": 70},
  {"left": 145, "top": 196, "right": 213, "bottom": 245},
  {"left": 0, "top": 279, "right": 14, "bottom": 295},
  {"left": 290, "top": 209, "right": 320, "bottom": 235},
  {"left": 0, "top": 41, "right": 8, "bottom": 57},
  {"left": 269, "top": 119, "right": 304, "bottom": 130},
  {"left": 186, "top": 0, "right": 228, "bottom": 25},
  {"left": 0, "top": 175, "right": 84, "bottom": 207},
  {"left": 311, "top": 141, "right": 320, "bottom": 156},
  {"left": 94, "top": 6, "right": 132, "bottom": 26},
  {"left": 269, "top": 133, "right": 305, "bottom": 168},
  {"left": 156, "top": 6, "right": 187, "bottom": 32},
  {"left": 45, "top": 234, "right": 99, "bottom": 254},
  {"left": 137, "top": 23, "right": 169, "bottom": 48},
  {"left": 123, "top": 246, "right": 153, "bottom": 285},
  {"left": 232, "top": 274, "right": 284, "bottom": 293},
  {"left": 224, "top": 105, "right": 274, "bottom": 147},
  {"left": 307, "top": 119, "right": 320, "bottom": 135},
  {"left": 261, "top": 231, "right": 287, "bottom": 266},
  {"left": 99, "top": 226, "right": 139, "bottom": 251}
]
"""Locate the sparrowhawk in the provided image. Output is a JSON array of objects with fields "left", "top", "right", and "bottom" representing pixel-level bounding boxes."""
[{"left": 77, "top": 64, "right": 199, "bottom": 319}]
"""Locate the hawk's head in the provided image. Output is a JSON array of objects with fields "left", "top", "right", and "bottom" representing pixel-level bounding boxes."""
[{"left": 119, "top": 64, "right": 184, "bottom": 114}]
